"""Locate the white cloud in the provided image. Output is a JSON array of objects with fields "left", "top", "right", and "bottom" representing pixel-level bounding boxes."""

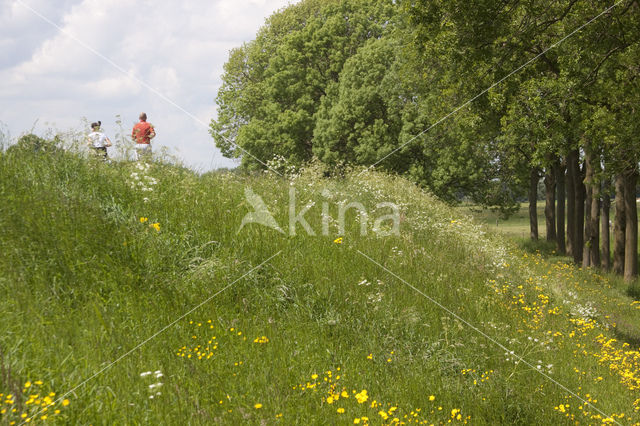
[
  {"left": 0, "top": 0, "right": 297, "bottom": 170},
  {"left": 82, "top": 74, "right": 142, "bottom": 99}
]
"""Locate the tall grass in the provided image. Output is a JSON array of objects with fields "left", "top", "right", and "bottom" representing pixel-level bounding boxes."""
[{"left": 0, "top": 147, "right": 639, "bottom": 424}]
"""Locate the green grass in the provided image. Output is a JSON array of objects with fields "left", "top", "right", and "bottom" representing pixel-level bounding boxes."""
[{"left": 1, "top": 148, "right": 639, "bottom": 424}]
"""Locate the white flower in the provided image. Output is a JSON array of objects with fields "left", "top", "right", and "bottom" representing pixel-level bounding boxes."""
[{"left": 140, "top": 371, "right": 152, "bottom": 377}]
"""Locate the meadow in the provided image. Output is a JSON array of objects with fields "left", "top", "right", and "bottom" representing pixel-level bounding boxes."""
[
  {"left": 462, "top": 200, "right": 640, "bottom": 243},
  {"left": 1, "top": 147, "right": 639, "bottom": 425}
]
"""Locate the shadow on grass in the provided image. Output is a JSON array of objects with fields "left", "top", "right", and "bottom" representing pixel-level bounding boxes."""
[
  {"left": 613, "top": 320, "right": 640, "bottom": 348},
  {"left": 518, "top": 238, "right": 559, "bottom": 255},
  {"left": 513, "top": 238, "right": 572, "bottom": 265},
  {"left": 627, "top": 282, "right": 640, "bottom": 301}
]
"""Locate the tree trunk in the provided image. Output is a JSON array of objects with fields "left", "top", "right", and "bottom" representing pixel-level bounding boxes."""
[
  {"left": 566, "top": 150, "right": 578, "bottom": 257},
  {"left": 583, "top": 174, "right": 592, "bottom": 268},
  {"left": 544, "top": 165, "right": 557, "bottom": 242},
  {"left": 601, "top": 178, "right": 611, "bottom": 271},
  {"left": 613, "top": 174, "right": 626, "bottom": 275},
  {"left": 573, "top": 158, "right": 585, "bottom": 265},
  {"left": 624, "top": 169, "right": 638, "bottom": 282},
  {"left": 589, "top": 179, "right": 601, "bottom": 268},
  {"left": 584, "top": 150, "right": 601, "bottom": 267},
  {"left": 556, "top": 160, "right": 566, "bottom": 254},
  {"left": 529, "top": 168, "right": 540, "bottom": 240}
]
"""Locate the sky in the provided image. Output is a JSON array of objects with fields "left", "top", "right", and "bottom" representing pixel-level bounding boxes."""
[{"left": 0, "top": 0, "right": 297, "bottom": 171}]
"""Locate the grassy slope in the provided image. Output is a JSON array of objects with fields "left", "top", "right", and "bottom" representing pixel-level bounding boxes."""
[{"left": 0, "top": 149, "right": 639, "bottom": 425}]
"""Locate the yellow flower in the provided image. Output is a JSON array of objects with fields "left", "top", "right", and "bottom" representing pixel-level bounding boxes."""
[
  {"left": 254, "top": 403, "right": 262, "bottom": 409},
  {"left": 139, "top": 217, "right": 148, "bottom": 223},
  {"left": 150, "top": 222, "right": 161, "bottom": 232},
  {"left": 62, "top": 399, "right": 70, "bottom": 407},
  {"left": 24, "top": 381, "right": 31, "bottom": 388},
  {"left": 429, "top": 395, "right": 435, "bottom": 401},
  {"left": 354, "top": 419, "right": 361, "bottom": 424},
  {"left": 337, "top": 408, "right": 345, "bottom": 414},
  {"left": 334, "top": 237, "right": 343, "bottom": 244},
  {"left": 367, "top": 353, "right": 373, "bottom": 360},
  {"left": 355, "top": 390, "right": 368, "bottom": 404},
  {"left": 311, "top": 374, "right": 318, "bottom": 380}
]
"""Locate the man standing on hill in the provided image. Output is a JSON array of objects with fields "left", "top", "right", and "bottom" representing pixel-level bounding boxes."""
[{"left": 132, "top": 112, "right": 156, "bottom": 161}]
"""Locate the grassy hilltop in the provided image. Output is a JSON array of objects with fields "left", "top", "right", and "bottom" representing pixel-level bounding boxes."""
[{"left": 0, "top": 148, "right": 639, "bottom": 425}]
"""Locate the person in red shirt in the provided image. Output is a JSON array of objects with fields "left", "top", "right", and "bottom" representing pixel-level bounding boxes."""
[{"left": 132, "top": 112, "right": 156, "bottom": 161}]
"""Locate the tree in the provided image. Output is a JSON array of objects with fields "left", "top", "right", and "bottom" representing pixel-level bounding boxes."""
[
  {"left": 211, "top": 0, "right": 395, "bottom": 169},
  {"left": 313, "top": 38, "right": 405, "bottom": 168}
]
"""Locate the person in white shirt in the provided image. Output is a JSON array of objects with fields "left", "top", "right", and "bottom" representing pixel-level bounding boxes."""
[{"left": 86, "top": 121, "right": 112, "bottom": 160}]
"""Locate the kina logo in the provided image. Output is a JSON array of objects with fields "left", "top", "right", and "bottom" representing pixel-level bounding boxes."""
[{"left": 238, "top": 187, "right": 285, "bottom": 234}]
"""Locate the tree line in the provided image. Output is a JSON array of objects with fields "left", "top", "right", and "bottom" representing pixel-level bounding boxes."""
[{"left": 210, "top": 0, "right": 640, "bottom": 281}]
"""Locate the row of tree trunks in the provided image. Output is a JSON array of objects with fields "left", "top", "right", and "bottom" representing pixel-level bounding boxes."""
[{"left": 529, "top": 153, "right": 636, "bottom": 282}]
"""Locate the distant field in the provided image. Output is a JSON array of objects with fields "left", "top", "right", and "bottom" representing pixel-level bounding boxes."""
[{"left": 461, "top": 201, "right": 640, "bottom": 239}]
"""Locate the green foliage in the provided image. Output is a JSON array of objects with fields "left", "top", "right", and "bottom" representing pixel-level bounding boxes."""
[
  {"left": 313, "top": 37, "right": 404, "bottom": 167},
  {"left": 212, "top": 0, "right": 639, "bottom": 230},
  {"left": 210, "top": 0, "right": 395, "bottom": 169},
  {"left": 7, "top": 133, "right": 60, "bottom": 154},
  {"left": 211, "top": 0, "right": 525, "bottom": 212}
]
